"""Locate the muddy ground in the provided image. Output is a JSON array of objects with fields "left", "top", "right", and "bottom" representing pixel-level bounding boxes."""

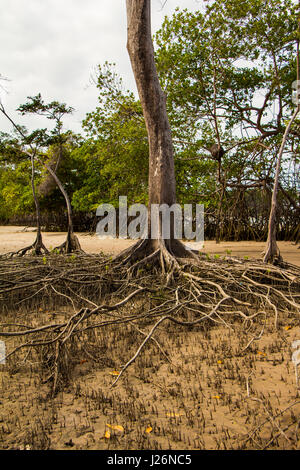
[{"left": 0, "top": 227, "right": 300, "bottom": 450}]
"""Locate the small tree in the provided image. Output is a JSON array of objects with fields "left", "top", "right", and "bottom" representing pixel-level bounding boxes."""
[
  {"left": 0, "top": 102, "right": 48, "bottom": 255},
  {"left": 0, "top": 94, "right": 82, "bottom": 255},
  {"left": 18, "top": 94, "right": 82, "bottom": 253}
]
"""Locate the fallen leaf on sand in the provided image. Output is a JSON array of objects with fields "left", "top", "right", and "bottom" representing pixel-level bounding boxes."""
[
  {"left": 257, "top": 351, "right": 267, "bottom": 357},
  {"left": 106, "top": 424, "right": 124, "bottom": 433},
  {"left": 166, "top": 412, "right": 183, "bottom": 418}
]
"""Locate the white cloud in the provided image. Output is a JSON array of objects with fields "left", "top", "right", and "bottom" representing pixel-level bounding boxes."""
[{"left": 0, "top": 0, "right": 202, "bottom": 135}]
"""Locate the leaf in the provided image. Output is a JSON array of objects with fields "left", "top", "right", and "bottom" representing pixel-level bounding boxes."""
[
  {"left": 213, "top": 395, "right": 221, "bottom": 399},
  {"left": 145, "top": 426, "right": 153, "bottom": 434},
  {"left": 257, "top": 351, "right": 267, "bottom": 357},
  {"left": 217, "top": 360, "right": 223, "bottom": 364},
  {"left": 106, "top": 424, "right": 124, "bottom": 433},
  {"left": 109, "top": 371, "right": 120, "bottom": 376},
  {"left": 284, "top": 326, "right": 291, "bottom": 330},
  {"left": 104, "top": 430, "right": 111, "bottom": 439},
  {"left": 166, "top": 411, "right": 183, "bottom": 418}
]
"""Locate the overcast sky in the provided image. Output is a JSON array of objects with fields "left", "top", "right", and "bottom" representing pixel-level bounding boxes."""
[{"left": 0, "top": 0, "right": 203, "bottom": 136}]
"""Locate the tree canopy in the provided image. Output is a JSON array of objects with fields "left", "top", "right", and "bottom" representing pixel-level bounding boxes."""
[{"left": 0, "top": 0, "right": 299, "bottom": 241}]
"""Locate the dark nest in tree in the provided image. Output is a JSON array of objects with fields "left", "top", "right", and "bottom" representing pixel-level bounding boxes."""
[{"left": 0, "top": 250, "right": 299, "bottom": 396}]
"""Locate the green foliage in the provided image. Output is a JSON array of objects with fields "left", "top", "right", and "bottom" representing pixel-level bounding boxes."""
[
  {"left": 17, "top": 93, "right": 74, "bottom": 145},
  {"left": 0, "top": 132, "right": 44, "bottom": 219},
  {"left": 0, "top": 1, "right": 299, "bottom": 241},
  {"left": 155, "top": 0, "right": 298, "bottom": 139},
  {"left": 153, "top": 0, "right": 299, "bottom": 237},
  {"left": 72, "top": 63, "right": 149, "bottom": 211}
]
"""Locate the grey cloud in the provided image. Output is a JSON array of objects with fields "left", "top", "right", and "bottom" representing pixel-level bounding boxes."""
[{"left": 0, "top": 0, "right": 201, "bottom": 134}]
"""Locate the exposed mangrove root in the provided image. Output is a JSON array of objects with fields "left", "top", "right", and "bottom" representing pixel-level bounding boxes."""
[
  {"left": 1, "top": 231, "right": 49, "bottom": 259},
  {"left": 53, "top": 229, "right": 83, "bottom": 254},
  {"left": 113, "top": 238, "right": 198, "bottom": 283},
  {"left": 263, "top": 238, "right": 283, "bottom": 266},
  {"left": 0, "top": 251, "right": 299, "bottom": 396}
]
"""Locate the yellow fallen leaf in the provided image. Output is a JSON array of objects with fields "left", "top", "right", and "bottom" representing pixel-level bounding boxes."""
[
  {"left": 104, "top": 430, "right": 111, "bottom": 439},
  {"left": 284, "top": 326, "right": 291, "bottom": 331},
  {"left": 166, "top": 412, "right": 183, "bottom": 418},
  {"left": 106, "top": 424, "right": 124, "bottom": 433},
  {"left": 217, "top": 360, "right": 223, "bottom": 364},
  {"left": 213, "top": 395, "right": 221, "bottom": 399},
  {"left": 257, "top": 351, "right": 267, "bottom": 356},
  {"left": 145, "top": 426, "right": 153, "bottom": 434},
  {"left": 109, "top": 371, "right": 120, "bottom": 376}
]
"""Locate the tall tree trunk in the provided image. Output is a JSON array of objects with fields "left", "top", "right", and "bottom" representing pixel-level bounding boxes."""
[
  {"left": 264, "top": 4, "right": 300, "bottom": 264},
  {"left": 0, "top": 105, "right": 49, "bottom": 256},
  {"left": 45, "top": 164, "right": 82, "bottom": 253},
  {"left": 123, "top": 0, "right": 189, "bottom": 266},
  {"left": 31, "top": 153, "right": 42, "bottom": 236},
  {"left": 126, "top": 0, "right": 176, "bottom": 208},
  {"left": 263, "top": 107, "right": 299, "bottom": 263},
  {"left": 30, "top": 153, "right": 49, "bottom": 255}
]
